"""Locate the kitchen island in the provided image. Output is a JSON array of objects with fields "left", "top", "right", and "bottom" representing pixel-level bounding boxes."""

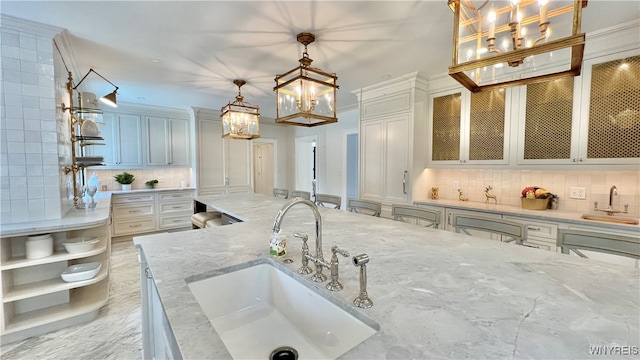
[{"left": 134, "top": 193, "right": 639, "bottom": 359}]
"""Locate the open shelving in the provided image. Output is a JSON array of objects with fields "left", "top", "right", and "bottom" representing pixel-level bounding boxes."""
[{"left": 0, "top": 215, "right": 111, "bottom": 343}]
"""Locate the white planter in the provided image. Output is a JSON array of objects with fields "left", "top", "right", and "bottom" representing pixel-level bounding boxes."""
[{"left": 121, "top": 184, "right": 132, "bottom": 191}]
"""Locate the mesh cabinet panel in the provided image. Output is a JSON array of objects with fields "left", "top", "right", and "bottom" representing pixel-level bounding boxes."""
[
  {"left": 432, "top": 93, "right": 461, "bottom": 161},
  {"left": 469, "top": 90, "right": 506, "bottom": 160},
  {"left": 587, "top": 55, "right": 640, "bottom": 159},
  {"left": 524, "top": 77, "right": 574, "bottom": 159}
]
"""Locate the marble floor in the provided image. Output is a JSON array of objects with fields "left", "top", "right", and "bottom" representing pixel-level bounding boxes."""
[{"left": 1, "top": 241, "right": 143, "bottom": 360}]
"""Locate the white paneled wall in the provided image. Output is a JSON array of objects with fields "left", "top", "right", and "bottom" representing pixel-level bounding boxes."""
[
  {"left": 1, "top": 17, "right": 64, "bottom": 224},
  {"left": 421, "top": 169, "right": 639, "bottom": 217}
]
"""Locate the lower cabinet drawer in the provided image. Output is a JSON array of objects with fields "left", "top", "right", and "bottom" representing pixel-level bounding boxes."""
[
  {"left": 159, "top": 215, "right": 192, "bottom": 229},
  {"left": 114, "top": 218, "right": 157, "bottom": 235},
  {"left": 113, "top": 194, "right": 156, "bottom": 204},
  {"left": 523, "top": 238, "right": 557, "bottom": 252},
  {"left": 159, "top": 202, "right": 192, "bottom": 215},
  {"left": 503, "top": 216, "right": 558, "bottom": 240},
  {"left": 113, "top": 204, "right": 155, "bottom": 220}
]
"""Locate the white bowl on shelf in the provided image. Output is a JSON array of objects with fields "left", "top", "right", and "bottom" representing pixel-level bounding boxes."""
[
  {"left": 63, "top": 236, "right": 99, "bottom": 254},
  {"left": 61, "top": 262, "right": 102, "bottom": 282}
]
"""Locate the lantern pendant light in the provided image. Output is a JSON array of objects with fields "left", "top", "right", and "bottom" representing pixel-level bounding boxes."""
[
  {"left": 274, "top": 32, "right": 339, "bottom": 126},
  {"left": 221, "top": 79, "right": 260, "bottom": 139}
]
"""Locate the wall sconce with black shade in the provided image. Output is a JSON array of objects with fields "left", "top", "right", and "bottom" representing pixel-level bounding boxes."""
[
  {"left": 74, "top": 68, "right": 119, "bottom": 107},
  {"left": 448, "top": 0, "right": 587, "bottom": 93},
  {"left": 274, "top": 32, "right": 339, "bottom": 126}
]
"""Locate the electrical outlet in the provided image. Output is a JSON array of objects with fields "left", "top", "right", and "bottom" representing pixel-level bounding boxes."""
[
  {"left": 569, "top": 186, "right": 586, "bottom": 200},
  {"left": 453, "top": 181, "right": 460, "bottom": 190}
]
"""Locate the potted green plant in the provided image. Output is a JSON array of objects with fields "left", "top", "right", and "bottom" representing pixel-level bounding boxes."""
[
  {"left": 114, "top": 172, "right": 135, "bottom": 191},
  {"left": 145, "top": 179, "right": 159, "bottom": 189}
]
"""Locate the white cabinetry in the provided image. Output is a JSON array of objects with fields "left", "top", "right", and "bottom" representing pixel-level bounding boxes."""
[
  {"left": 146, "top": 116, "right": 190, "bottom": 166},
  {"left": 111, "top": 189, "right": 195, "bottom": 238},
  {"left": 138, "top": 249, "right": 179, "bottom": 359},
  {"left": 503, "top": 215, "right": 559, "bottom": 251},
  {"left": 427, "top": 86, "right": 511, "bottom": 166},
  {"left": 87, "top": 113, "right": 143, "bottom": 167},
  {"left": 1, "top": 216, "right": 111, "bottom": 343},
  {"left": 354, "top": 72, "right": 427, "bottom": 214},
  {"left": 193, "top": 108, "right": 252, "bottom": 196}
]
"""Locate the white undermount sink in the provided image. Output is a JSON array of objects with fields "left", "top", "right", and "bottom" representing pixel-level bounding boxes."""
[{"left": 187, "top": 260, "right": 379, "bottom": 359}]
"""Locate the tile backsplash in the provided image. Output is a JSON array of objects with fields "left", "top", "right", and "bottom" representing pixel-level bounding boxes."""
[
  {"left": 90, "top": 168, "right": 192, "bottom": 191},
  {"left": 423, "top": 169, "right": 639, "bottom": 217}
]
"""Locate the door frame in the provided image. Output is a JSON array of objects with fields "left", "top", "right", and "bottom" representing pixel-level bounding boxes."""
[
  {"left": 343, "top": 128, "right": 359, "bottom": 207},
  {"left": 295, "top": 135, "right": 318, "bottom": 195}
]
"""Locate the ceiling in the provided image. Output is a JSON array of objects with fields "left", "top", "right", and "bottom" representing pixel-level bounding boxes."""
[{"left": 2, "top": 1, "right": 639, "bottom": 122}]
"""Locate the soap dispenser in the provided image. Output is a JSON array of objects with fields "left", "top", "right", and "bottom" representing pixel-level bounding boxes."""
[{"left": 269, "top": 231, "right": 287, "bottom": 257}]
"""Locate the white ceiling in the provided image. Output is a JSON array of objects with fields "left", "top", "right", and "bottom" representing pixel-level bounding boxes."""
[{"left": 2, "top": 1, "right": 639, "bottom": 121}]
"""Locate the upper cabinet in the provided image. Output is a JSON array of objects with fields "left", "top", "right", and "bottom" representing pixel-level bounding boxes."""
[
  {"left": 577, "top": 51, "right": 639, "bottom": 165},
  {"left": 87, "top": 113, "right": 143, "bottom": 167},
  {"left": 428, "top": 87, "right": 511, "bottom": 166},
  {"left": 146, "top": 116, "right": 190, "bottom": 166},
  {"left": 516, "top": 51, "right": 639, "bottom": 166},
  {"left": 427, "top": 20, "right": 639, "bottom": 169},
  {"left": 87, "top": 105, "right": 191, "bottom": 169}
]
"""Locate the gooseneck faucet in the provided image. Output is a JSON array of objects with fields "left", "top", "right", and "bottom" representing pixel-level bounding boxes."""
[
  {"left": 609, "top": 185, "right": 618, "bottom": 208},
  {"left": 272, "top": 198, "right": 328, "bottom": 282},
  {"left": 594, "top": 185, "right": 629, "bottom": 216}
]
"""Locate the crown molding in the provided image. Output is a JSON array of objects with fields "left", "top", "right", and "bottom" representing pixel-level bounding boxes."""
[
  {"left": 0, "top": 14, "right": 63, "bottom": 38},
  {"left": 53, "top": 30, "right": 82, "bottom": 84}
]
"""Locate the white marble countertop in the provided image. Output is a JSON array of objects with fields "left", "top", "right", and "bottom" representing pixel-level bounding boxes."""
[
  {"left": 134, "top": 193, "right": 639, "bottom": 359},
  {"left": 0, "top": 193, "right": 112, "bottom": 237},
  {"left": 414, "top": 198, "right": 640, "bottom": 231}
]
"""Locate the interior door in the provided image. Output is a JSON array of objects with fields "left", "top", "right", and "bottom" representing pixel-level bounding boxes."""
[{"left": 253, "top": 142, "right": 274, "bottom": 195}]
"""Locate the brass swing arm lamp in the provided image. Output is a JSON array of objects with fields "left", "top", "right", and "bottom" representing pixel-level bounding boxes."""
[{"left": 69, "top": 68, "right": 119, "bottom": 107}]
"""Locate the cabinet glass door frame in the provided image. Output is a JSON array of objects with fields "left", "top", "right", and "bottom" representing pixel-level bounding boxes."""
[
  {"left": 576, "top": 49, "right": 640, "bottom": 165},
  {"left": 428, "top": 87, "right": 512, "bottom": 166}
]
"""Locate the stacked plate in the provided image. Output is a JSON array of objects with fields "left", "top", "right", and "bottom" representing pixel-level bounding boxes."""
[{"left": 76, "top": 156, "right": 104, "bottom": 165}]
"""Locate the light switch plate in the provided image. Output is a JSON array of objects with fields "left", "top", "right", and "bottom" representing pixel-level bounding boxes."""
[
  {"left": 569, "top": 187, "right": 586, "bottom": 199},
  {"left": 453, "top": 181, "right": 460, "bottom": 190}
]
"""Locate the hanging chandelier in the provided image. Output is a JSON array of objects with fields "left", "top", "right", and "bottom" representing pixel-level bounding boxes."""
[
  {"left": 274, "top": 32, "right": 339, "bottom": 126},
  {"left": 448, "top": 0, "right": 587, "bottom": 92},
  {"left": 221, "top": 79, "right": 260, "bottom": 140}
]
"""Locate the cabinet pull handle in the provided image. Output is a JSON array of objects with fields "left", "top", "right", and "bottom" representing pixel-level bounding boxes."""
[
  {"left": 145, "top": 267, "right": 152, "bottom": 279},
  {"left": 129, "top": 224, "right": 142, "bottom": 228},
  {"left": 129, "top": 209, "right": 142, "bottom": 213},
  {"left": 171, "top": 205, "right": 182, "bottom": 209},
  {"left": 528, "top": 226, "right": 541, "bottom": 231},
  {"left": 448, "top": 213, "right": 452, "bottom": 226},
  {"left": 172, "top": 219, "right": 183, "bottom": 223},
  {"left": 171, "top": 195, "right": 181, "bottom": 197},
  {"left": 127, "top": 197, "right": 141, "bottom": 200},
  {"left": 402, "top": 170, "right": 407, "bottom": 195}
]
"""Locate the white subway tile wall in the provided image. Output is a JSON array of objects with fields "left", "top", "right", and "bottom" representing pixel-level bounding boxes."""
[
  {"left": 430, "top": 169, "right": 640, "bottom": 217},
  {"left": 1, "top": 26, "right": 64, "bottom": 224},
  {"left": 91, "top": 168, "right": 191, "bottom": 191}
]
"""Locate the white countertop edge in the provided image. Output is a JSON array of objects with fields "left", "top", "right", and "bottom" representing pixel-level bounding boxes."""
[
  {"left": 413, "top": 199, "right": 640, "bottom": 230},
  {"left": 1, "top": 195, "right": 112, "bottom": 237}
]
